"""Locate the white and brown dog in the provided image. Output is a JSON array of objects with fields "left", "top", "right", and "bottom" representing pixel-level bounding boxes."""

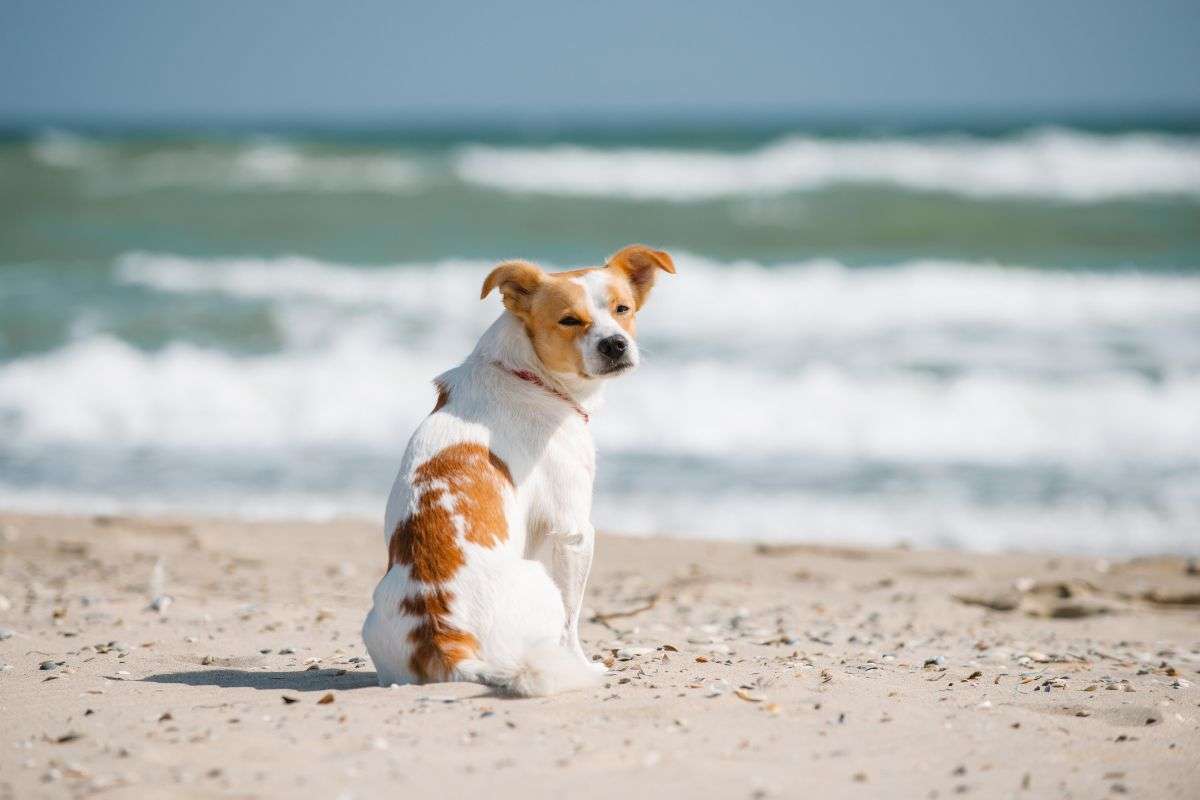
[{"left": 362, "top": 245, "right": 675, "bottom": 696}]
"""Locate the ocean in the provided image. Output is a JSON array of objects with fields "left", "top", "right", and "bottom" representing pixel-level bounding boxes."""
[{"left": 1, "top": 122, "right": 1198, "bottom": 554}]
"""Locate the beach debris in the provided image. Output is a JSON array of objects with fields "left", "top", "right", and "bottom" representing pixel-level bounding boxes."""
[
  {"left": 317, "top": 692, "right": 335, "bottom": 704},
  {"left": 279, "top": 647, "right": 296, "bottom": 655},
  {"left": 591, "top": 593, "right": 660, "bottom": 626},
  {"left": 616, "top": 647, "right": 654, "bottom": 660},
  {"left": 39, "top": 660, "right": 63, "bottom": 671},
  {"left": 281, "top": 696, "right": 299, "bottom": 705},
  {"left": 735, "top": 688, "right": 764, "bottom": 702},
  {"left": 687, "top": 634, "right": 724, "bottom": 645},
  {"left": 146, "top": 595, "right": 172, "bottom": 614},
  {"left": 955, "top": 580, "right": 1114, "bottom": 617},
  {"left": 1140, "top": 588, "right": 1200, "bottom": 606},
  {"left": 0, "top": 628, "right": 14, "bottom": 641}
]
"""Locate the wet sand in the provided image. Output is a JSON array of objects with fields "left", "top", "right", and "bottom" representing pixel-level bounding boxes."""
[{"left": 0, "top": 512, "right": 1197, "bottom": 799}]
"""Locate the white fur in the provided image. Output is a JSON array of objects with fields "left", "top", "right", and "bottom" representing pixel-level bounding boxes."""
[{"left": 362, "top": 310, "right": 619, "bottom": 696}]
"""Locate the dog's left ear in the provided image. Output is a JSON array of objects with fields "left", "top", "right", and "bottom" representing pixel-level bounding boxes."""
[{"left": 607, "top": 245, "right": 676, "bottom": 309}]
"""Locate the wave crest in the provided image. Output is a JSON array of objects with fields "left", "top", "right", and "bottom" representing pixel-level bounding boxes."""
[{"left": 453, "top": 128, "right": 1200, "bottom": 201}]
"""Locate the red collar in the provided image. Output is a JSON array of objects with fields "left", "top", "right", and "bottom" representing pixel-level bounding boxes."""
[{"left": 494, "top": 362, "right": 589, "bottom": 424}]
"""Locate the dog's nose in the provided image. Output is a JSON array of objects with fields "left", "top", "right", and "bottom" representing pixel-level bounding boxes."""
[{"left": 597, "top": 335, "right": 628, "bottom": 361}]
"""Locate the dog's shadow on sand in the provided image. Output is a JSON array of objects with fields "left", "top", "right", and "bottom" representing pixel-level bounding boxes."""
[{"left": 143, "top": 668, "right": 380, "bottom": 692}]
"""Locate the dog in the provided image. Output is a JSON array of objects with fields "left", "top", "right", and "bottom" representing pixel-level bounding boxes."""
[{"left": 362, "top": 244, "right": 675, "bottom": 696}]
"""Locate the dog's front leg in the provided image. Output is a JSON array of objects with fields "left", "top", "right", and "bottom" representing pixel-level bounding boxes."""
[{"left": 549, "top": 524, "right": 600, "bottom": 668}]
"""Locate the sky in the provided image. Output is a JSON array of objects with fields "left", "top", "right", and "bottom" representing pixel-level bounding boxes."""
[{"left": 2, "top": 0, "right": 1199, "bottom": 124}]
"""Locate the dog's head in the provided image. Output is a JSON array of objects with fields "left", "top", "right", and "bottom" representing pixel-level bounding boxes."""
[{"left": 481, "top": 244, "right": 675, "bottom": 380}]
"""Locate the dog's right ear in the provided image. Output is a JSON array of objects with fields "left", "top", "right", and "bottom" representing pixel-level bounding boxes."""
[{"left": 481, "top": 259, "right": 544, "bottom": 315}]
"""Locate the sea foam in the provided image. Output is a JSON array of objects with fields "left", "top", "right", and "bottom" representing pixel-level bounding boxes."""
[
  {"left": 2, "top": 250, "right": 1198, "bottom": 552},
  {"left": 454, "top": 128, "right": 1200, "bottom": 201}
]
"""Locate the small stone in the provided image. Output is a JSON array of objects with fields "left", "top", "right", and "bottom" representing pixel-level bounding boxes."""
[
  {"left": 278, "top": 647, "right": 295, "bottom": 655},
  {"left": 39, "top": 660, "right": 62, "bottom": 671},
  {"left": 146, "top": 595, "right": 172, "bottom": 614},
  {"left": 616, "top": 647, "right": 654, "bottom": 660},
  {"left": 0, "top": 628, "right": 14, "bottom": 641}
]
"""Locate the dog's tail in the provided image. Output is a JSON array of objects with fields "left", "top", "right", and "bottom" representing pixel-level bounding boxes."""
[{"left": 454, "top": 643, "right": 604, "bottom": 697}]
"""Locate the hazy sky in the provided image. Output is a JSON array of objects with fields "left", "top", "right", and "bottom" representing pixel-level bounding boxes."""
[{"left": 2, "top": 0, "right": 1198, "bottom": 122}]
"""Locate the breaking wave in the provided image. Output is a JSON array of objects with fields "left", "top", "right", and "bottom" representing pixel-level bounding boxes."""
[
  {"left": 2, "top": 250, "right": 1198, "bottom": 552},
  {"left": 453, "top": 128, "right": 1200, "bottom": 201}
]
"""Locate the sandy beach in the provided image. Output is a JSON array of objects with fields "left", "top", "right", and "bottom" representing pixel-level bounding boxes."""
[{"left": 0, "top": 512, "right": 1196, "bottom": 799}]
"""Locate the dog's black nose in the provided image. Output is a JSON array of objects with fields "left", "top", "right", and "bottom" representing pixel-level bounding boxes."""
[{"left": 597, "top": 335, "right": 628, "bottom": 361}]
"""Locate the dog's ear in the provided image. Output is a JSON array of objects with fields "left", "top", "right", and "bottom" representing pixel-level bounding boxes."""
[
  {"left": 607, "top": 245, "right": 676, "bottom": 309},
  {"left": 481, "top": 259, "right": 544, "bottom": 315}
]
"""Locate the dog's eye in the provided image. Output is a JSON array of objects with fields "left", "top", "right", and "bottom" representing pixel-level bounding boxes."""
[
  {"left": 615, "top": 304, "right": 630, "bottom": 314},
  {"left": 558, "top": 315, "right": 583, "bottom": 327}
]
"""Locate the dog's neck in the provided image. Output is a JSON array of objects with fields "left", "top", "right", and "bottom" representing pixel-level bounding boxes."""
[{"left": 466, "top": 312, "right": 607, "bottom": 413}]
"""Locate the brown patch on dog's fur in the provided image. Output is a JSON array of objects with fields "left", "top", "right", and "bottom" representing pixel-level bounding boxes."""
[
  {"left": 398, "top": 588, "right": 480, "bottom": 681},
  {"left": 606, "top": 271, "right": 640, "bottom": 336},
  {"left": 387, "top": 442, "right": 513, "bottom": 578},
  {"left": 431, "top": 380, "right": 451, "bottom": 414},
  {"left": 386, "top": 443, "right": 514, "bottom": 679},
  {"left": 523, "top": 278, "right": 593, "bottom": 376}
]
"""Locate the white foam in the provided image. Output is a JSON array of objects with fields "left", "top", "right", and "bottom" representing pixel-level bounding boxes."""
[
  {"left": 116, "top": 250, "right": 1200, "bottom": 334},
  {"left": 453, "top": 128, "right": 1200, "bottom": 201},
  {"left": 0, "top": 252, "right": 1189, "bottom": 462},
  {"left": 6, "top": 250, "right": 1200, "bottom": 552},
  {"left": 594, "top": 485, "right": 1200, "bottom": 556}
]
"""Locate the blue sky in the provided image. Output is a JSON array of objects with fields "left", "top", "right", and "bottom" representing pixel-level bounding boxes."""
[{"left": 2, "top": 0, "right": 1198, "bottom": 122}]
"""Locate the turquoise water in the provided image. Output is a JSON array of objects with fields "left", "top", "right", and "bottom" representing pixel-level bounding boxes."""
[{"left": 2, "top": 124, "right": 1199, "bottom": 553}]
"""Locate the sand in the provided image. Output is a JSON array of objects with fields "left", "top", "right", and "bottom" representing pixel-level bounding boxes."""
[{"left": 0, "top": 512, "right": 1197, "bottom": 799}]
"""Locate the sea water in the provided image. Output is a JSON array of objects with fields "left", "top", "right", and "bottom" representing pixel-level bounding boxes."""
[{"left": 2, "top": 123, "right": 1198, "bottom": 553}]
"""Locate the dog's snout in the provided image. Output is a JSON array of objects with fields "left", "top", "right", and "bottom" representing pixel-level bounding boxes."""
[{"left": 597, "top": 335, "right": 628, "bottom": 361}]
